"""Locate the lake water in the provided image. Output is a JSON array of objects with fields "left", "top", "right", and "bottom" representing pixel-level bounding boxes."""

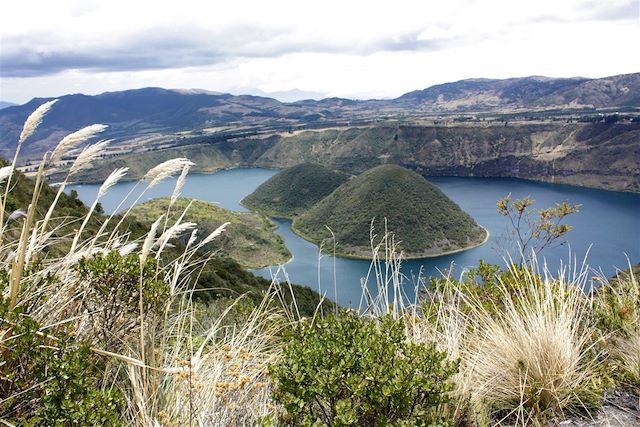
[{"left": 68, "top": 169, "right": 640, "bottom": 306}]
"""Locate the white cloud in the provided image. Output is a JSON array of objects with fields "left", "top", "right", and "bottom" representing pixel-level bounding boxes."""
[{"left": 1, "top": 0, "right": 638, "bottom": 103}]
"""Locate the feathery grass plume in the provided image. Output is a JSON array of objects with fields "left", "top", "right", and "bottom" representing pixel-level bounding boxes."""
[
  {"left": 5, "top": 209, "right": 26, "bottom": 224},
  {"left": 69, "top": 166, "right": 128, "bottom": 253},
  {"left": 118, "top": 242, "right": 139, "bottom": 257},
  {"left": 106, "top": 158, "right": 194, "bottom": 243},
  {"left": 199, "top": 221, "right": 230, "bottom": 247},
  {"left": 170, "top": 163, "right": 191, "bottom": 208},
  {"left": 1, "top": 101, "right": 57, "bottom": 241},
  {"left": 19, "top": 99, "right": 58, "bottom": 144},
  {"left": 39, "top": 140, "right": 114, "bottom": 244},
  {"left": 140, "top": 215, "right": 164, "bottom": 267},
  {"left": 143, "top": 158, "right": 194, "bottom": 189},
  {"left": 68, "top": 139, "right": 111, "bottom": 175},
  {"left": 83, "top": 167, "right": 130, "bottom": 250},
  {"left": 50, "top": 124, "right": 107, "bottom": 162},
  {"left": 0, "top": 166, "right": 13, "bottom": 184},
  {"left": 98, "top": 167, "right": 129, "bottom": 198},
  {"left": 154, "top": 222, "right": 197, "bottom": 259}
]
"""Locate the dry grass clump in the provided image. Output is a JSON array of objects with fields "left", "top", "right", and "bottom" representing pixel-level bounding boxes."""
[
  {"left": 353, "top": 228, "right": 607, "bottom": 426},
  {"left": 464, "top": 267, "right": 602, "bottom": 424},
  {"left": 615, "top": 333, "right": 640, "bottom": 387}
]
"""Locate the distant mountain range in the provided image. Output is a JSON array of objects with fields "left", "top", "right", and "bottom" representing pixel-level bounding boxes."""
[
  {"left": 396, "top": 74, "right": 640, "bottom": 111},
  {"left": 0, "top": 73, "right": 638, "bottom": 158},
  {"left": 0, "top": 101, "right": 16, "bottom": 110}
]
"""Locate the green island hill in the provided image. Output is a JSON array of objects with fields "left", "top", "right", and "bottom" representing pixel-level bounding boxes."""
[
  {"left": 129, "top": 197, "right": 291, "bottom": 269},
  {"left": 241, "top": 163, "right": 350, "bottom": 218},
  {"left": 292, "top": 164, "right": 488, "bottom": 259}
]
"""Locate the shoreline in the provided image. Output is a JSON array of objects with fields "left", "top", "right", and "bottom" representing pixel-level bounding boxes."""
[{"left": 289, "top": 220, "right": 490, "bottom": 261}]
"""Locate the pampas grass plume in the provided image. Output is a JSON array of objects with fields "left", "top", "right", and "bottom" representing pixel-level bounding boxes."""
[
  {"left": 69, "top": 139, "right": 111, "bottom": 175},
  {"left": 200, "top": 221, "right": 230, "bottom": 246},
  {"left": 19, "top": 99, "right": 58, "bottom": 144},
  {"left": 141, "top": 215, "right": 164, "bottom": 266},
  {"left": 170, "top": 163, "right": 191, "bottom": 207},
  {"left": 143, "top": 158, "right": 194, "bottom": 188},
  {"left": 98, "top": 167, "right": 129, "bottom": 198},
  {"left": 51, "top": 124, "right": 107, "bottom": 162},
  {"left": 0, "top": 166, "right": 13, "bottom": 184}
]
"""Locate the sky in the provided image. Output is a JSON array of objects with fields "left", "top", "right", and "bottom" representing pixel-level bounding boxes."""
[{"left": 0, "top": 0, "right": 638, "bottom": 104}]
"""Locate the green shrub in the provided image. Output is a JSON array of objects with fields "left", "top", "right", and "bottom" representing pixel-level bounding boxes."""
[
  {"left": 426, "top": 260, "right": 544, "bottom": 319},
  {"left": 593, "top": 267, "right": 640, "bottom": 390},
  {"left": 0, "top": 299, "right": 123, "bottom": 426},
  {"left": 75, "top": 252, "right": 169, "bottom": 350},
  {"left": 269, "top": 313, "right": 458, "bottom": 426}
]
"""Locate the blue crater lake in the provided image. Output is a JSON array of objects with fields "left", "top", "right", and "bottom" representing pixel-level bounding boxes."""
[{"left": 68, "top": 169, "right": 640, "bottom": 306}]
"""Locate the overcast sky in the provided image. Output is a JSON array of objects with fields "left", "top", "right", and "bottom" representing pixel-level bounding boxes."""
[{"left": 1, "top": 0, "right": 638, "bottom": 104}]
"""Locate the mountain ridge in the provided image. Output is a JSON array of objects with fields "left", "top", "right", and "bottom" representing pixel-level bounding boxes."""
[{"left": 1, "top": 72, "right": 638, "bottom": 159}]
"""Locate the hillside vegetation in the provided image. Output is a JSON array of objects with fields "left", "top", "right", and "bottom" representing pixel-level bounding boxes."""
[
  {"left": 1, "top": 158, "right": 322, "bottom": 312},
  {"left": 293, "top": 164, "right": 487, "bottom": 258},
  {"left": 241, "top": 163, "right": 349, "bottom": 217},
  {"left": 129, "top": 197, "right": 290, "bottom": 269},
  {"left": 54, "top": 143, "right": 234, "bottom": 183}
]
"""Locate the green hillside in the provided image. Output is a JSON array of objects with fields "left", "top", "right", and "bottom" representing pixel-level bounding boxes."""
[
  {"left": 241, "top": 163, "right": 349, "bottom": 217},
  {"left": 1, "top": 159, "right": 325, "bottom": 315},
  {"left": 129, "top": 197, "right": 290, "bottom": 269},
  {"left": 293, "top": 164, "right": 488, "bottom": 258}
]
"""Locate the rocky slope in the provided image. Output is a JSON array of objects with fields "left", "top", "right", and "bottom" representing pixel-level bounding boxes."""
[
  {"left": 49, "top": 121, "right": 640, "bottom": 193},
  {"left": 246, "top": 122, "right": 640, "bottom": 193}
]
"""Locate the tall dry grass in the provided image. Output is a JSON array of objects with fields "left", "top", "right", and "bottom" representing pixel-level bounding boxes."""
[{"left": 0, "top": 102, "right": 300, "bottom": 426}]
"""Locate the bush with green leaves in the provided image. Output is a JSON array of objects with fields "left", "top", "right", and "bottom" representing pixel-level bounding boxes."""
[
  {"left": 75, "top": 252, "right": 169, "bottom": 350},
  {"left": 0, "top": 294, "right": 123, "bottom": 426},
  {"left": 269, "top": 312, "right": 458, "bottom": 426},
  {"left": 593, "top": 266, "right": 640, "bottom": 391},
  {"left": 425, "top": 260, "right": 544, "bottom": 319},
  {"left": 496, "top": 194, "right": 580, "bottom": 263}
]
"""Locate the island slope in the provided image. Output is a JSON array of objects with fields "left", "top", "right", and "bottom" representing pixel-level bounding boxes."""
[
  {"left": 241, "top": 163, "right": 350, "bottom": 218},
  {"left": 293, "top": 164, "right": 488, "bottom": 258}
]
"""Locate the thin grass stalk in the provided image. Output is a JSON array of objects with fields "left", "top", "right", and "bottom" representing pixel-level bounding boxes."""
[
  {"left": 9, "top": 156, "right": 47, "bottom": 311},
  {"left": 0, "top": 100, "right": 57, "bottom": 245},
  {"left": 69, "top": 193, "right": 101, "bottom": 254}
]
